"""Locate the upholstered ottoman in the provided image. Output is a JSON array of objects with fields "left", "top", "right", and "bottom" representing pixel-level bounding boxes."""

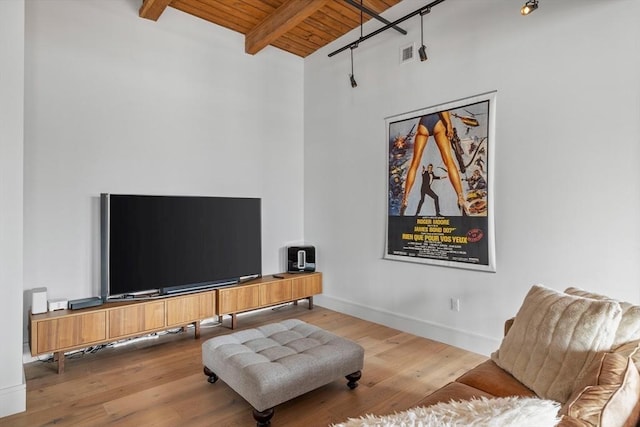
[{"left": 202, "top": 319, "right": 364, "bottom": 426}]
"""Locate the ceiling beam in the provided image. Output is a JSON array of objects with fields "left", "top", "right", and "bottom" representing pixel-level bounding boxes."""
[
  {"left": 245, "top": 0, "right": 330, "bottom": 55},
  {"left": 139, "top": 0, "right": 172, "bottom": 21}
]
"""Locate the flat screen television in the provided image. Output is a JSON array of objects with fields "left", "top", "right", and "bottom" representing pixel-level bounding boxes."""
[{"left": 101, "top": 194, "right": 262, "bottom": 300}]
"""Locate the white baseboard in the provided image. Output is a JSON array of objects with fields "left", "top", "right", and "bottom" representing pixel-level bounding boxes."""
[
  {"left": 0, "top": 370, "right": 26, "bottom": 418},
  {"left": 314, "top": 294, "right": 500, "bottom": 357}
]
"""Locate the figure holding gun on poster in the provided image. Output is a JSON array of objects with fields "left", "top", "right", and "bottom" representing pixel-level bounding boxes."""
[{"left": 400, "top": 111, "right": 467, "bottom": 216}]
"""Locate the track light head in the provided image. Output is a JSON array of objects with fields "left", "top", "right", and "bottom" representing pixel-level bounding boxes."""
[
  {"left": 521, "top": 0, "right": 538, "bottom": 15},
  {"left": 349, "top": 45, "right": 357, "bottom": 88},
  {"left": 419, "top": 9, "right": 429, "bottom": 63},
  {"left": 418, "top": 45, "right": 428, "bottom": 62}
]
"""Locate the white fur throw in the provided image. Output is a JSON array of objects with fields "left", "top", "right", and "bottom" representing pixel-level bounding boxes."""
[{"left": 332, "top": 396, "right": 561, "bottom": 427}]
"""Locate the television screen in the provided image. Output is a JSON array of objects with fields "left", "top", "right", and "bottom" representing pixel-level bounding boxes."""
[{"left": 101, "top": 194, "right": 262, "bottom": 299}]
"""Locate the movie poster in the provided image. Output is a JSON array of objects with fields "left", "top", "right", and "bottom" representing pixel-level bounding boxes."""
[{"left": 385, "top": 92, "right": 496, "bottom": 272}]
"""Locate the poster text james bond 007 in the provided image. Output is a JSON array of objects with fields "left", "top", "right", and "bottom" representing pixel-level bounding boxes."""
[{"left": 385, "top": 93, "right": 496, "bottom": 272}]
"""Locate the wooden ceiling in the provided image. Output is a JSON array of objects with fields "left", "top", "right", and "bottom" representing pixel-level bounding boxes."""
[{"left": 139, "top": 0, "right": 403, "bottom": 58}]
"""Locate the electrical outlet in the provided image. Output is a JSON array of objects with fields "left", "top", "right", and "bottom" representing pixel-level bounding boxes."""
[{"left": 450, "top": 298, "right": 460, "bottom": 312}]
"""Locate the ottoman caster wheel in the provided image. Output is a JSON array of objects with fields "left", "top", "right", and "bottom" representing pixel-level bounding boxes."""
[
  {"left": 203, "top": 366, "right": 218, "bottom": 384},
  {"left": 346, "top": 371, "right": 362, "bottom": 389}
]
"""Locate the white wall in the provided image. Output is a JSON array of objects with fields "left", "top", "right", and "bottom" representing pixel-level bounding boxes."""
[
  {"left": 23, "top": 1, "right": 304, "bottom": 330},
  {"left": 0, "top": 0, "right": 27, "bottom": 417},
  {"left": 306, "top": 0, "right": 640, "bottom": 355}
]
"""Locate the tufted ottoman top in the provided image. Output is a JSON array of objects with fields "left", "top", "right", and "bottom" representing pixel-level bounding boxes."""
[{"left": 202, "top": 319, "right": 364, "bottom": 411}]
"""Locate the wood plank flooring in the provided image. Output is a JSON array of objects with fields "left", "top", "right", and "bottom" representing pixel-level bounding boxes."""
[{"left": 2, "top": 304, "right": 487, "bottom": 427}]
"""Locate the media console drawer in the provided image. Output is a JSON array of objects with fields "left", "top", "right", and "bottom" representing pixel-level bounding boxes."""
[
  {"left": 34, "top": 311, "right": 107, "bottom": 354},
  {"left": 217, "top": 284, "right": 261, "bottom": 314},
  {"left": 259, "top": 279, "right": 292, "bottom": 305},
  {"left": 292, "top": 274, "right": 322, "bottom": 299},
  {"left": 108, "top": 301, "right": 165, "bottom": 338},
  {"left": 166, "top": 292, "right": 215, "bottom": 326}
]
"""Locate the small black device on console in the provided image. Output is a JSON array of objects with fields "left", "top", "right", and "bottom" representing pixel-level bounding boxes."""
[
  {"left": 69, "top": 297, "right": 104, "bottom": 310},
  {"left": 287, "top": 246, "right": 316, "bottom": 273}
]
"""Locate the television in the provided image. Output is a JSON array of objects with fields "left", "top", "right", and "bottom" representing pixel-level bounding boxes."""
[{"left": 101, "top": 194, "right": 262, "bottom": 300}]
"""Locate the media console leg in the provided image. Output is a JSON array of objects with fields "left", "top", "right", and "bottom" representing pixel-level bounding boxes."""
[
  {"left": 194, "top": 321, "right": 200, "bottom": 339},
  {"left": 231, "top": 313, "right": 237, "bottom": 330},
  {"left": 54, "top": 351, "right": 65, "bottom": 374},
  {"left": 308, "top": 296, "right": 314, "bottom": 310}
]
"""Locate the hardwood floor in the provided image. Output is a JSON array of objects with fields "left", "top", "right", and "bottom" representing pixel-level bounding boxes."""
[{"left": 3, "top": 304, "right": 487, "bottom": 427}]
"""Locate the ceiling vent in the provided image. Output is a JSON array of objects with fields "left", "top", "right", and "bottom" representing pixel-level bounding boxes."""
[{"left": 400, "top": 43, "right": 415, "bottom": 64}]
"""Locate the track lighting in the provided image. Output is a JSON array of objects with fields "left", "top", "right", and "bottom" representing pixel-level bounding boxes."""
[
  {"left": 329, "top": 0, "right": 449, "bottom": 59},
  {"left": 349, "top": 46, "right": 357, "bottom": 88},
  {"left": 419, "top": 8, "right": 429, "bottom": 62},
  {"left": 521, "top": 0, "right": 538, "bottom": 15}
]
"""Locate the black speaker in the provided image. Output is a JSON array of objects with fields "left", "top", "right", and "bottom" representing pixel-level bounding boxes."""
[{"left": 287, "top": 246, "right": 316, "bottom": 273}]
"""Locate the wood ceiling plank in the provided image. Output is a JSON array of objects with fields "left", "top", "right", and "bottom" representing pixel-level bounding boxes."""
[
  {"left": 325, "top": 1, "right": 368, "bottom": 25},
  {"left": 212, "top": 0, "right": 275, "bottom": 19},
  {"left": 365, "top": 0, "right": 398, "bottom": 13},
  {"left": 296, "top": 20, "right": 339, "bottom": 44},
  {"left": 245, "top": 0, "right": 331, "bottom": 55},
  {"left": 279, "top": 28, "right": 330, "bottom": 54},
  {"left": 238, "top": 0, "right": 283, "bottom": 14},
  {"left": 182, "top": 0, "right": 264, "bottom": 24},
  {"left": 379, "top": 0, "right": 402, "bottom": 7},
  {"left": 139, "top": 0, "right": 173, "bottom": 21},
  {"left": 283, "top": 27, "right": 325, "bottom": 49},
  {"left": 281, "top": 12, "right": 344, "bottom": 43},
  {"left": 272, "top": 37, "right": 313, "bottom": 57},
  {"left": 311, "top": 8, "right": 357, "bottom": 35},
  {"left": 171, "top": 0, "right": 260, "bottom": 33}
]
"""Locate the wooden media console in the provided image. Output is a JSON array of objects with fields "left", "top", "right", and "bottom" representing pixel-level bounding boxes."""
[{"left": 29, "top": 272, "right": 322, "bottom": 373}]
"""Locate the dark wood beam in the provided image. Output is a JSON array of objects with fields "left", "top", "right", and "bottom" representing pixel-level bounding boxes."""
[
  {"left": 139, "top": 0, "right": 172, "bottom": 21},
  {"left": 245, "top": 0, "right": 330, "bottom": 55}
]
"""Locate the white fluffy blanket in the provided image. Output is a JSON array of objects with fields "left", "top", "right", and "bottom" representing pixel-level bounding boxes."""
[{"left": 332, "top": 396, "right": 560, "bottom": 427}]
